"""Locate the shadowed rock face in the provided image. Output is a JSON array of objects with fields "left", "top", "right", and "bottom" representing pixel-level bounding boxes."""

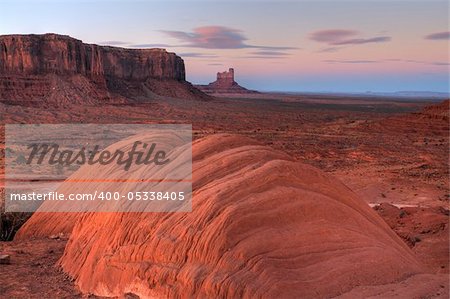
[
  {"left": 0, "top": 34, "right": 185, "bottom": 81},
  {"left": 17, "top": 134, "right": 424, "bottom": 298}
]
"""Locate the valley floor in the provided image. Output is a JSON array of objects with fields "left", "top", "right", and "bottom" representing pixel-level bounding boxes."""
[{"left": 1, "top": 93, "right": 448, "bottom": 297}]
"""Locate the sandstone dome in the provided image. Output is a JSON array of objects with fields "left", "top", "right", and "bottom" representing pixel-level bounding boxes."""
[{"left": 16, "top": 134, "right": 424, "bottom": 298}]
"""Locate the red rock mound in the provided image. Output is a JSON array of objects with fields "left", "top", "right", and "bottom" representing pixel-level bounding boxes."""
[{"left": 17, "top": 134, "right": 424, "bottom": 298}]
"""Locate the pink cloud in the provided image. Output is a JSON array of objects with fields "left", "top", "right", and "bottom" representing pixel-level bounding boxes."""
[
  {"left": 310, "top": 29, "right": 391, "bottom": 45},
  {"left": 310, "top": 29, "right": 357, "bottom": 43},
  {"left": 163, "top": 26, "right": 246, "bottom": 49},
  {"left": 162, "top": 26, "right": 296, "bottom": 50},
  {"left": 425, "top": 31, "right": 450, "bottom": 40}
]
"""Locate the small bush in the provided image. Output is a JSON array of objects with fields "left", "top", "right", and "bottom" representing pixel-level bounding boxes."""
[
  {"left": 0, "top": 211, "right": 32, "bottom": 241},
  {"left": 0, "top": 189, "right": 32, "bottom": 241}
]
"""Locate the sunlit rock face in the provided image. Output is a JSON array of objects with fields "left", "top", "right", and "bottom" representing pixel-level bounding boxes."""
[
  {"left": 17, "top": 134, "right": 423, "bottom": 298},
  {"left": 0, "top": 34, "right": 209, "bottom": 104},
  {"left": 0, "top": 33, "right": 185, "bottom": 81}
]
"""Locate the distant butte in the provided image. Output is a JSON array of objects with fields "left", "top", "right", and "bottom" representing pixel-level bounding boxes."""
[{"left": 196, "top": 68, "right": 258, "bottom": 94}]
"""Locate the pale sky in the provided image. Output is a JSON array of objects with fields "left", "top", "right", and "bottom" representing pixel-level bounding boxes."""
[{"left": 0, "top": 0, "right": 449, "bottom": 93}]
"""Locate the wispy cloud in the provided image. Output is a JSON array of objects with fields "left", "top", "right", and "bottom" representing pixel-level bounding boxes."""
[
  {"left": 310, "top": 29, "right": 356, "bottom": 43},
  {"left": 242, "top": 52, "right": 292, "bottom": 59},
  {"left": 249, "top": 51, "right": 290, "bottom": 56},
  {"left": 128, "top": 43, "right": 173, "bottom": 48},
  {"left": 243, "top": 56, "right": 288, "bottom": 59},
  {"left": 324, "top": 58, "right": 449, "bottom": 66},
  {"left": 386, "top": 58, "right": 449, "bottom": 66},
  {"left": 324, "top": 59, "right": 379, "bottom": 64},
  {"left": 317, "top": 47, "right": 341, "bottom": 53},
  {"left": 310, "top": 29, "right": 391, "bottom": 45},
  {"left": 178, "top": 52, "right": 219, "bottom": 58},
  {"left": 161, "top": 26, "right": 296, "bottom": 50},
  {"left": 430, "top": 61, "right": 450, "bottom": 66},
  {"left": 424, "top": 31, "right": 450, "bottom": 40},
  {"left": 333, "top": 36, "right": 391, "bottom": 45},
  {"left": 98, "top": 41, "right": 130, "bottom": 46}
]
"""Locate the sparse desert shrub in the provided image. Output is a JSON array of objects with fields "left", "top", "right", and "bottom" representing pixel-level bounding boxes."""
[
  {"left": 0, "top": 189, "right": 32, "bottom": 241},
  {"left": 0, "top": 211, "right": 32, "bottom": 241}
]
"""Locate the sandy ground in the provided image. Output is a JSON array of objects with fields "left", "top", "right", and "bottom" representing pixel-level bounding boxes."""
[
  {"left": 0, "top": 93, "right": 448, "bottom": 297},
  {"left": 0, "top": 238, "right": 81, "bottom": 298}
]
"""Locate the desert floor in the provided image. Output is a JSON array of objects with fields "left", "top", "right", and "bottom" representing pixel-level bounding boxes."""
[{"left": 0, "top": 93, "right": 448, "bottom": 297}]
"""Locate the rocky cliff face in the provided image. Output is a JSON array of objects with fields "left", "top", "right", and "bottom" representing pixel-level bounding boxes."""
[
  {"left": 0, "top": 34, "right": 185, "bottom": 81},
  {"left": 0, "top": 34, "right": 207, "bottom": 105}
]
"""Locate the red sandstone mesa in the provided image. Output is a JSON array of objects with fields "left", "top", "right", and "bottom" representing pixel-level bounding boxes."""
[
  {"left": 16, "top": 134, "right": 447, "bottom": 298},
  {"left": 0, "top": 34, "right": 185, "bottom": 80},
  {"left": 0, "top": 33, "right": 208, "bottom": 105}
]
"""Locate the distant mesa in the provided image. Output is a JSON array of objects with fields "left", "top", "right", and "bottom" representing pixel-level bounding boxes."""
[{"left": 196, "top": 68, "right": 258, "bottom": 94}]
